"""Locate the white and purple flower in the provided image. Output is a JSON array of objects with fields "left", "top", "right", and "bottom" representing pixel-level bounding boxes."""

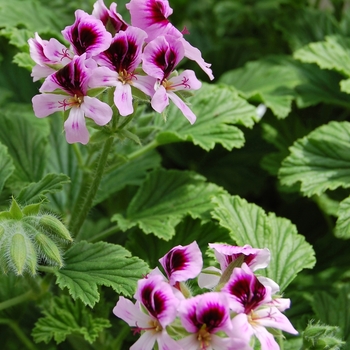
[
  {"left": 114, "top": 274, "right": 182, "bottom": 350},
  {"left": 177, "top": 292, "right": 248, "bottom": 350},
  {"left": 32, "top": 54, "right": 112, "bottom": 144},
  {"left": 222, "top": 263, "right": 298, "bottom": 350},
  {"left": 142, "top": 35, "right": 202, "bottom": 123}
]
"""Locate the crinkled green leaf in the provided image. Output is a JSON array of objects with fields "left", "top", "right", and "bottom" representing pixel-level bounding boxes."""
[
  {"left": 219, "top": 56, "right": 301, "bottom": 118},
  {"left": 32, "top": 296, "right": 111, "bottom": 344},
  {"left": 154, "top": 83, "right": 257, "bottom": 151},
  {"left": 13, "top": 52, "right": 34, "bottom": 71},
  {"left": 211, "top": 194, "right": 315, "bottom": 291},
  {"left": 94, "top": 150, "right": 161, "bottom": 205},
  {"left": 0, "top": 143, "right": 14, "bottom": 194},
  {"left": 0, "top": 27, "right": 33, "bottom": 50},
  {"left": 294, "top": 35, "right": 350, "bottom": 77},
  {"left": 54, "top": 241, "right": 149, "bottom": 307},
  {"left": 112, "top": 169, "right": 225, "bottom": 240},
  {"left": 17, "top": 173, "right": 70, "bottom": 205},
  {"left": 334, "top": 196, "right": 350, "bottom": 239},
  {"left": 279, "top": 121, "right": 350, "bottom": 196}
]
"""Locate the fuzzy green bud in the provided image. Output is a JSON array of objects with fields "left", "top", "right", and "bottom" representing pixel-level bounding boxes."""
[
  {"left": 39, "top": 215, "right": 73, "bottom": 242},
  {"left": 10, "top": 233, "right": 27, "bottom": 275},
  {"left": 35, "top": 233, "right": 63, "bottom": 268},
  {"left": 303, "top": 323, "right": 345, "bottom": 349}
]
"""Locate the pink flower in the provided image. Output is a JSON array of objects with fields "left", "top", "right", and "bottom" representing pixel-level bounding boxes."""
[
  {"left": 62, "top": 9, "right": 112, "bottom": 57},
  {"left": 32, "top": 54, "right": 112, "bottom": 144},
  {"left": 222, "top": 264, "right": 298, "bottom": 350},
  {"left": 159, "top": 241, "right": 203, "bottom": 286},
  {"left": 126, "top": 0, "right": 214, "bottom": 80},
  {"left": 113, "top": 275, "right": 182, "bottom": 350},
  {"left": 178, "top": 292, "right": 248, "bottom": 350},
  {"left": 142, "top": 35, "right": 202, "bottom": 123},
  {"left": 28, "top": 33, "right": 73, "bottom": 81},
  {"left": 91, "top": 26, "right": 156, "bottom": 116},
  {"left": 92, "top": 0, "right": 128, "bottom": 34},
  {"left": 198, "top": 244, "right": 270, "bottom": 289}
]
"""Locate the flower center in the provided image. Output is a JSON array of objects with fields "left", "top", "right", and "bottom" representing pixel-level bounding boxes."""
[
  {"left": 161, "top": 76, "right": 190, "bottom": 91},
  {"left": 197, "top": 324, "right": 211, "bottom": 349},
  {"left": 58, "top": 94, "right": 84, "bottom": 111},
  {"left": 118, "top": 69, "right": 134, "bottom": 85}
]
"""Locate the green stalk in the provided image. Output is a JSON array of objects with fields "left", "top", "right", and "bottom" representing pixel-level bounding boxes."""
[
  {"left": 87, "top": 225, "right": 121, "bottom": 243},
  {"left": 69, "top": 136, "right": 114, "bottom": 238},
  {"left": 0, "top": 290, "right": 33, "bottom": 311},
  {"left": 0, "top": 319, "right": 39, "bottom": 350}
]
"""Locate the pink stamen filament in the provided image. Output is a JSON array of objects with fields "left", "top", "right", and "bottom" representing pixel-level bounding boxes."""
[
  {"left": 59, "top": 48, "right": 72, "bottom": 61},
  {"left": 132, "top": 319, "right": 163, "bottom": 335},
  {"left": 118, "top": 69, "right": 135, "bottom": 85},
  {"left": 162, "top": 76, "right": 190, "bottom": 91}
]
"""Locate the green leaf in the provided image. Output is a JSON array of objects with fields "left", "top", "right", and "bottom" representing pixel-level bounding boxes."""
[
  {"left": 312, "top": 286, "right": 350, "bottom": 345},
  {"left": 32, "top": 295, "right": 111, "bottom": 344},
  {"left": 294, "top": 35, "right": 350, "bottom": 77},
  {"left": 334, "top": 196, "right": 350, "bottom": 239},
  {"left": 13, "top": 52, "right": 34, "bottom": 71},
  {"left": 219, "top": 56, "right": 301, "bottom": 118},
  {"left": 17, "top": 173, "right": 70, "bottom": 205},
  {"left": 54, "top": 241, "right": 149, "bottom": 307},
  {"left": 154, "top": 83, "right": 257, "bottom": 151},
  {"left": 0, "top": 142, "right": 14, "bottom": 194},
  {"left": 211, "top": 194, "right": 316, "bottom": 291},
  {"left": 94, "top": 150, "right": 161, "bottom": 205},
  {"left": 0, "top": 105, "right": 50, "bottom": 188},
  {"left": 112, "top": 169, "right": 225, "bottom": 240},
  {"left": 279, "top": 121, "right": 350, "bottom": 196}
]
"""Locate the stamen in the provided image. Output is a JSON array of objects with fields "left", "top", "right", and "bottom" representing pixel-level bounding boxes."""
[
  {"left": 57, "top": 95, "right": 84, "bottom": 111},
  {"left": 197, "top": 324, "right": 211, "bottom": 350},
  {"left": 162, "top": 77, "right": 191, "bottom": 91},
  {"left": 118, "top": 69, "right": 135, "bottom": 85},
  {"left": 59, "top": 48, "right": 72, "bottom": 61}
]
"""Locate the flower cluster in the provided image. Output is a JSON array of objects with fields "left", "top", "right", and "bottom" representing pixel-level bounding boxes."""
[
  {"left": 114, "top": 241, "right": 298, "bottom": 350},
  {"left": 29, "top": 0, "right": 213, "bottom": 144}
]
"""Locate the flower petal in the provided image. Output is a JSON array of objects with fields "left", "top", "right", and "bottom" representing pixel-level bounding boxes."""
[
  {"left": 169, "top": 70, "right": 202, "bottom": 92},
  {"left": 62, "top": 9, "right": 112, "bottom": 57},
  {"left": 113, "top": 297, "right": 151, "bottom": 328},
  {"left": 132, "top": 74, "right": 157, "bottom": 97},
  {"left": 157, "top": 331, "right": 183, "bottom": 350},
  {"left": 254, "top": 307, "right": 298, "bottom": 335},
  {"left": 151, "top": 85, "right": 169, "bottom": 113},
  {"left": 88, "top": 66, "right": 119, "bottom": 87},
  {"left": 197, "top": 266, "right": 222, "bottom": 289},
  {"left": 81, "top": 96, "right": 113, "bottom": 125},
  {"left": 230, "top": 313, "right": 254, "bottom": 345},
  {"left": 31, "top": 65, "right": 56, "bottom": 82},
  {"left": 134, "top": 274, "right": 179, "bottom": 328},
  {"left": 32, "top": 94, "right": 69, "bottom": 118},
  {"left": 253, "top": 326, "right": 280, "bottom": 350},
  {"left": 168, "top": 91, "right": 196, "bottom": 124},
  {"left": 113, "top": 82, "right": 134, "bottom": 116},
  {"left": 142, "top": 36, "right": 184, "bottom": 80},
  {"left": 130, "top": 330, "right": 157, "bottom": 350},
  {"left": 28, "top": 33, "right": 50, "bottom": 65},
  {"left": 126, "top": 0, "right": 181, "bottom": 42},
  {"left": 177, "top": 334, "right": 201, "bottom": 350},
  {"left": 159, "top": 241, "right": 203, "bottom": 285},
  {"left": 64, "top": 107, "right": 90, "bottom": 144}
]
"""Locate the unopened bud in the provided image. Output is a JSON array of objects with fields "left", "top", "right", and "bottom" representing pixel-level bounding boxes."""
[
  {"left": 10, "top": 233, "right": 27, "bottom": 275},
  {"left": 35, "top": 233, "right": 63, "bottom": 268},
  {"left": 39, "top": 215, "right": 72, "bottom": 242}
]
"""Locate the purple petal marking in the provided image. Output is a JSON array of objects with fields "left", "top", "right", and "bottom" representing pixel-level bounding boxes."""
[
  {"left": 81, "top": 96, "right": 113, "bottom": 124},
  {"left": 64, "top": 107, "right": 90, "bottom": 144},
  {"left": 32, "top": 93, "right": 69, "bottom": 118},
  {"left": 62, "top": 10, "right": 112, "bottom": 57},
  {"left": 28, "top": 33, "right": 51, "bottom": 65}
]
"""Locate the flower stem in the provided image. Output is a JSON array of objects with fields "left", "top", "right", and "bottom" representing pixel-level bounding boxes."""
[
  {"left": 87, "top": 225, "right": 121, "bottom": 243},
  {"left": 69, "top": 136, "right": 114, "bottom": 239},
  {"left": 0, "top": 291, "right": 33, "bottom": 312},
  {"left": 0, "top": 318, "right": 39, "bottom": 350}
]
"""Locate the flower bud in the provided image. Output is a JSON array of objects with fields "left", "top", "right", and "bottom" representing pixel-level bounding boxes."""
[
  {"left": 35, "top": 233, "right": 63, "bottom": 268},
  {"left": 11, "top": 233, "right": 27, "bottom": 274},
  {"left": 39, "top": 215, "right": 73, "bottom": 242}
]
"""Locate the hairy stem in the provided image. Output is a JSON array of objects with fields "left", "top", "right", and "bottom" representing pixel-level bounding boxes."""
[
  {"left": 0, "top": 291, "right": 33, "bottom": 312},
  {"left": 87, "top": 225, "right": 121, "bottom": 243},
  {"left": 69, "top": 136, "right": 114, "bottom": 239}
]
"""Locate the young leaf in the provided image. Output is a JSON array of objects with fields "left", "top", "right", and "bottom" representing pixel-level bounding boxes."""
[
  {"left": 0, "top": 142, "right": 15, "bottom": 194},
  {"left": 54, "top": 241, "right": 149, "bottom": 307},
  {"left": 154, "top": 83, "right": 257, "bottom": 151},
  {"left": 279, "top": 121, "right": 350, "bottom": 196},
  {"left": 211, "top": 194, "right": 316, "bottom": 291},
  {"left": 334, "top": 196, "right": 350, "bottom": 239},
  {"left": 16, "top": 173, "right": 70, "bottom": 205},
  {"left": 294, "top": 35, "right": 350, "bottom": 77},
  {"left": 32, "top": 295, "right": 111, "bottom": 344},
  {"left": 112, "top": 169, "right": 225, "bottom": 240}
]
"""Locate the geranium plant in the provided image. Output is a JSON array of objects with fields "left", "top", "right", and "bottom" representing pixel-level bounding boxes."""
[{"left": 0, "top": 0, "right": 349, "bottom": 349}]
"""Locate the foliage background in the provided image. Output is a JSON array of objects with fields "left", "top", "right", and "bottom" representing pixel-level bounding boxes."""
[{"left": 1, "top": 0, "right": 350, "bottom": 349}]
